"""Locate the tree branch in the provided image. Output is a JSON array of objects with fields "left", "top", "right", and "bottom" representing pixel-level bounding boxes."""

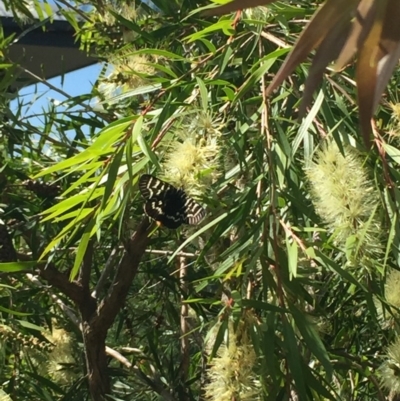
[
  {"left": 92, "top": 217, "right": 151, "bottom": 335},
  {"left": 91, "top": 246, "right": 121, "bottom": 299},
  {"left": 37, "top": 263, "right": 84, "bottom": 304}
]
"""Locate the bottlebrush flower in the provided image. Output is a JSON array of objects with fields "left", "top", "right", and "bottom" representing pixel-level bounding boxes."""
[
  {"left": 204, "top": 317, "right": 261, "bottom": 401},
  {"left": 379, "top": 336, "right": 400, "bottom": 396},
  {"left": 306, "top": 142, "right": 382, "bottom": 265},
  {"left": 161, "top": 111, "right": 221, "bottom": 197}
]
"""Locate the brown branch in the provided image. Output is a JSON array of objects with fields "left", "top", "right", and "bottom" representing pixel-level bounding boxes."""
[
  {"left": 82, "top": 322, "right": 109, "bottom": 399},
  {"left": 17, "top": 216, "right": 151, "bottom": 400},
  {"left": 79, "top": 218, "right": 150, "bottom": 400},
  {"left": 93, "top": 217, "right": 151, "bottom": 335},
  {"left": 37, "top": 262, "right": 84, "bottom": 304},
  {"left": 91, "top": 246, "right": 121, "bottom": 298},
  {"left": 28, "top": 271, "right": 175, "bottom": 401}
]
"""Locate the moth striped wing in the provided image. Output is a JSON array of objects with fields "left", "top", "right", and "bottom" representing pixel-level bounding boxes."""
[
  {"left": 138, "top": 174, "right": 205, "bottom": 229},
  {"left": 184, "top": 197, "right": 206, "bottom": 225},
  {"left": 139, "top": 174, "right": 175, "bottom": 199}
]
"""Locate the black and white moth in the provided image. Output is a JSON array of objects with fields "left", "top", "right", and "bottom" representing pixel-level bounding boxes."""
[{"left": 139, "top": 174, "right": 206, "bottom": 229}]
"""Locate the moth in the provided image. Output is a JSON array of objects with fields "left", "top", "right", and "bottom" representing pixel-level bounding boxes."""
[{"left": 139, "top": 174, "right": 206, "bottom": 229}]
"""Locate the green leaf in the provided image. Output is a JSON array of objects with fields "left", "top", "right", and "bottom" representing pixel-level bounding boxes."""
[
  {"left": 286, "top": 238, "right": 298, "bottom": 279},
  {"left": 0, "top": 305, "right": 31, "bottom": 316},
  {"left": 109, "top": 11, "right": 155, "bottom": 43},
  {"left": 70, "top": 220, "right": 94, "bottom": 281},
  {"left": 290, "top": 305, "right": 333, "bottom": 380},
  {"left": 0, "top": 261, "right": 38, "bottom": 272},
  {"left": 233, "top": 49, "right": 289, "bottom": 102},
  {"left": 186, "top": 19, "right": 234, "bottom": 42},
  {"left": 168, "top": 211, "right": 231, "bottom": 263},
  {"left": 383, "top": 143, "right": 400, "bottom": 165},
  {"left": 34, "top": 118, "right": 133, "bottom": 178},
  {"left": 100, "top": 146, "right": 124, "bottom": 210},
  {"left": 137, "top": 134, "right": 160, "bottom": 169},
  {"left": 17, "top": 320, "right": 43, "bottom": 331},
  {"left": 208, "top": 319, "right": 228, "bottom": 359},
  {"left": 282, "top": 320, "right": 308, "bottom": 399},
  {"left": 196, "top": 77, "right": 209, "bottom": 111}
]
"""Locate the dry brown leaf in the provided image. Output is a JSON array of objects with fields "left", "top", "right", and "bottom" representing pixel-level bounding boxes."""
[
  {"left": 373, "top": 0, "right": 400, "bottom": 111},
  {"left": 299, "top": 18, "right": 352, "bottom": 117},
  {"left": 200, "top": 0, "right": 400, "bottom": 146},
  {"left": 335, "top": 0, "right": 377, "bottom": 70},
  {"left": 266, "top": 0, "right": 359, "bottom": 96}
]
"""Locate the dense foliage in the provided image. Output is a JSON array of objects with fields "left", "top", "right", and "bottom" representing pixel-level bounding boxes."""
[{"left": 1, "top": 1, "right": 400, "bottom": 400}]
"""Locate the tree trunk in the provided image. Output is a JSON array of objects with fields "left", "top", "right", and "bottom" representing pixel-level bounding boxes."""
[{"left": 83, "top": 321, "right": 110, "bottom": 400}]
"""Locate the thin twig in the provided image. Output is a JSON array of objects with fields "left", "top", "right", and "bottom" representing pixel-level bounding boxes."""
[
  {"left": 16, "top": 65, "right": 103, "bottom": 117},
  {"left": 24, "top": 247, "right": 198, "bottom": 258},
  {"left": 260, "top": 31, "right": 290, "bottom": 48},
  {"left": 179, "top": 256, "right": 190, "bottom": 387},
  {"left": 54, "top": 0, "right": 92, "bottom": 21},
  {"left": 91, "top": 247, "right": 121, "bottom": 299},
  {"left": 26, "top": 273, "right": 81, "bottom": 327}
]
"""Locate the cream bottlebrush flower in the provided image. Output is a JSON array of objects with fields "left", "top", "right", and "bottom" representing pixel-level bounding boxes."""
[
  {"left": 379, "top": 336, "right": 400, "bottom": 395},
  {"left": 390, "top": 102, "right": 400, "bottom": 124},
  {"left": 243, "top": 6, "right": 272, "bottom": 22},
  {"left": 387, "top": 102, "right": 400, "bottom": 138},
  {"left": 44, "top": 327, "right": 77, "bottom": 385},
  {"left": 0, "top": 391, "right": 12, "bottom": 401},
  {"left": 385, "top": 269, "right": 400, "bottom": 315},
  {"left": 162, "top": 112, "right": 221, "bottom": 197},
  {"left": 99, "top": 53, "right": 157, "bottom": 98},
  {"left": 204, "top": 319, "right": 261, "bottom": 401},
  {"left": 100, "top": 2, "right": 138, "bottom": 26},
  {"left": 306, "top": 142, "right": 381, "bottom": 262}
]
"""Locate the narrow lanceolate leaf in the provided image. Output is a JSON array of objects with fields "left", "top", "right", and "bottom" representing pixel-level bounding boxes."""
[
  {"left": 356, "top": 1, "right": 386, "bottom": 146},
  {"left": 100, "top": 146, "right": 124, "bottom": 210},
  {"left": 266, "top": 0, "right": 360, "bottom": 96},
  {"left": 286, "top": 239, "right": 298, "bottom": 279},
  {"left": 70, "top": 221, "right": 94, "bottom": 281},
  {"left": 282, "top": 320, "right": 307, "bottom": 399},
  {"left": 0, "top": 305, "right": 31, "bottom": 316},
  {"left": 0, "top": 261, "right": 38, "bottom": 272},
  {"left": 202, "top": 0, "right": 277, "bottom": 16},
  {"left": 290, "top": 305, "right": 333, "bottom": 380}
]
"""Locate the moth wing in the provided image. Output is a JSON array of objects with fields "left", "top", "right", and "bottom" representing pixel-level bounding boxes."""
[{"left": 139, "top": 174, "right": 174, "bottom": 199}]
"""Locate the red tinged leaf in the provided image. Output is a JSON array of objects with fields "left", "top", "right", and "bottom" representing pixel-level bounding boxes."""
[
  {"left": 266, "top": 0, "right": 359, "bottom": 96},
  {"left": 335, "top": 0, "right": 377, "bottom": 70},
  {"left": 200, "top": 0, "right": 400, "bottom": 146},
  {"left": 356, "top": 1, "right": 386, "bottom": 147},
  {"left": 299, "top": 18, "right": 352, "bottom": 117}
]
